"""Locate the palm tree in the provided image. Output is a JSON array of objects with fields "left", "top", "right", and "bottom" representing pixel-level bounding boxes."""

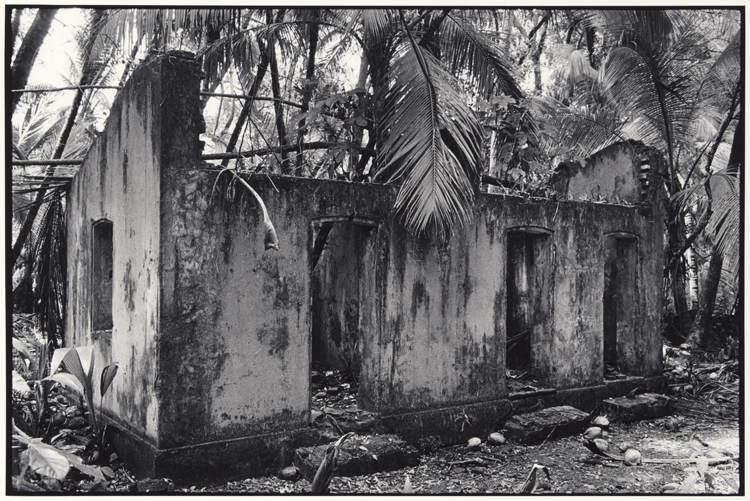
[
  {"left": 545, "top": 9, "right": 741, "bottom": 340},
  {"left": 10, "top": 8, "right": 59, "bottom": 114},
  {"left": 90, "top": 8, "right": 522, "bottom": 237}
]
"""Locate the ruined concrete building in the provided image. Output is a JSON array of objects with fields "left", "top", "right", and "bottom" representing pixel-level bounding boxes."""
[{"left": 66, "top": 53, "right": 667, "bottom": 482}]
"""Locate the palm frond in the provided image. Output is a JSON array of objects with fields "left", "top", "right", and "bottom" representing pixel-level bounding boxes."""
[
  {"left": 599, "top": 43, "right": 695, "bottom": 167},
  {"left": 31, "top": 190, "right": 67, "bottom": 343},
  {"left": 707, "top": 171, "right": 739, "bottom": 282},
  {"left": 439, "top": 12, "right": 522, "bottom": 100},
  {"left": 540, "top": 106, "right": 624, "bottom": 161},
  {"left": 361, "top": 9, "right": 395, "bottom": 51},
  {"left": 377, "top": 46, "right": 482, "bottom": 237}
]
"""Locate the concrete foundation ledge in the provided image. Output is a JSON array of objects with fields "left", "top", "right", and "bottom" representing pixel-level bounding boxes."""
[
  {"left": 604, "top": 375, "right": 668, "bottom": 398},
  {"left": 555, "top": 385, "right": 609, "bottom": 413},
  {"left": 379, "top": 399, "right": 512, "bottom": 446},
  {"left": 107, "top": 421, "right": 339, "bottom": 485}
]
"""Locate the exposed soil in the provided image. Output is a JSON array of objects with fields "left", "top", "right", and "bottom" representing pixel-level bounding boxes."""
[
  {"left": 13, "top": 312, "right": 740, "bottom": 495},
  {"left": 157, "top": 400, "right": 738, "bottom": 494}
]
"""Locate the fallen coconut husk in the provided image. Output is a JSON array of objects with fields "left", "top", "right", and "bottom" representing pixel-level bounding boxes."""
[{"left": 583, "top": 440, "right": 738, "bottom": 465}]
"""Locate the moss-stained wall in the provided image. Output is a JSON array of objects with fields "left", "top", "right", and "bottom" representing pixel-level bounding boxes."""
[
  {"left": 67, "top": 53, "right": 665, "bottom": 461},
  {"left": 156, "top": 169, "right": 664, "bottom": 445},
  {"left": 65, "top": 54, "right": 194, "bottom": 443}
]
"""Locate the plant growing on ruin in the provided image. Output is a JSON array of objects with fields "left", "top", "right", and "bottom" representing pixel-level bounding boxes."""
[{"left": 45, "top": 346, "right": 118, "bottom": 462}]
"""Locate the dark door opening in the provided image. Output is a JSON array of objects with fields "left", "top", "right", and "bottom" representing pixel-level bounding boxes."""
[
  {"left": 506, "top": 229, "right": 552, "bottom": 391},
  {"left": 603, "top": 235, "right": 637, "bottom": 379},
  {"left": 310, "top": 220, "right": 377, "bottom": 413}
]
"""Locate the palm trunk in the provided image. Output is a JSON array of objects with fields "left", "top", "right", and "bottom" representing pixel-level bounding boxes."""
[
  {"left": 10, "top": 8, "right": 22, "bottom": 56},
  {"left": 269, "top": 40, "right": 289, "bottom": 172},
  {"left": 12, "top": 9, "right": 106, "bottom": 264},
  {"left": 222, "top": 9, "right": 285, "bottom": 167},
  {"left": 296, "top": 9, "right": 319, "bottom": 173},
  {"left": 683, "top": 211, "right": 699, "bottom": 308},
  {"left": 11, "top": 8, "right": 59, "bottom": 114},
  {"left": 531, "top": 19, "right": 548, "bottom": 92},
  {"left": 668, "top": 217, "right": 693, "bottom": 336},
  {"left": 684, "top": 249, "right": 723, "bottom": 349}
]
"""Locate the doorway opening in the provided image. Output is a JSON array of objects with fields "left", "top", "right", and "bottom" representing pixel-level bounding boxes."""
[
  {"left": 506, "top": 227, "right": 552, "bottom": 392},
  {"left": 603, "top": 234, "right": 638, "bottom": 380},
  {"left": 310, "top": 218, "right": 378, "bottom": 416}
]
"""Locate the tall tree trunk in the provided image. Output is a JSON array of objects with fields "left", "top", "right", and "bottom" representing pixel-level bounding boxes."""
[
  {"left": 11, "top": 8, "right": 59, "bottom": 114},
  {"left": 728, "top": 107, "right": 743, "bottom": 174},
  {"left": 684, "top": 249, "right": 723, "bottom": 349},
  {"left": 531, "top": 15, "right": 548, "bottom": 92},
  {"left": 222, "top": 9, "right": 285, "bottom": 167},
  {"left": 10, "top": 8, "right": 22, "bottom": 56},
  {"left": 296, "top": 9, "right": 320, "bottom": 173},
  {"left": 350, "top": 57, "right": 370, "bottom": 177},
  {"left": 12, "top": 9, "right": 105, "bottom": 264},
  {"left": 268, "top": 39, "right": 289, "bottom": 172},
  {"left": 668, "top": 216, "right": 693, "bottom": 336}
]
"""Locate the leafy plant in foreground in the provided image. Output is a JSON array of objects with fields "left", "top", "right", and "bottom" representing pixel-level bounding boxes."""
[
  {"left": 45, "top": 346, "right": 118, "bottom": 462},
  {"left": 12, "top": 335, "right": 53, "bottom": 437}
]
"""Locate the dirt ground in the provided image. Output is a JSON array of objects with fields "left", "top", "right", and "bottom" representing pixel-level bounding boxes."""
[{"left": 165, "top": 393, "right": 739, "bottom": 495}]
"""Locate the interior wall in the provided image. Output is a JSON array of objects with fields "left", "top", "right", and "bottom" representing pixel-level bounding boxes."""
[
  {"left": 311, "top": 223, "right": 376, "bottom": 374},
  {"left": 604, "top": 236, "right": 639, "bottom": 375}
]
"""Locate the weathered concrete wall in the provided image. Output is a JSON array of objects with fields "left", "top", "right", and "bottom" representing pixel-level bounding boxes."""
[
  {"left": 158, "top": 173, "right": 396, "bottom": 446},
  {"left": 67, "top": 53, "right": 666, "bottom": 478},
  {"left": 160, "top": 170, "right": 664, "bottom": 432},
  {"left": 550, "top": 142, "right": 643, "bottom": 203},
  {"left": 66, "top": 54, "right": 181, "bottom": 443}
]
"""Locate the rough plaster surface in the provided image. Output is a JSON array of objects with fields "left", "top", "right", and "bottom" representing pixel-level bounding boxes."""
[{"left": 66, "top": 52, "right": 666, "bottom": 478}]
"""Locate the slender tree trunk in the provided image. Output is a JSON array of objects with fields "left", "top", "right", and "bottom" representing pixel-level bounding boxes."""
[
  {"left": 222, "top": 9, "right": 285, "bottom": 167},
  {"left": 10, "top": 8, "right": 22, "bottom": 56},
  {"left": 12, "top": 9, "right": 105, "bottom": 264},
  {"left": 684, "top": 249, "right": 723, "bottom": 349},
  {"left": 269, "top": 40, "right": 289, "bottom": 172},
  {"left": 531, "top": 16, "right": 548, "bottom": 92},
  {"left": 683, "top": 211, "right": 700, "bottom": 308},
  {"left": 728, "top": 108, "right": 743, "bottom": 174},
  {"left": 11, "top": 8, "right": 59, "bottom": 114},
  {"left": 668, "top": 216, "right": 693, "bottom": 336},
  {"left": 350, "top": 57, "right": 369, "bottom": 176},
  {"left": 296, "top": 9, "right": 319, "bottom": 172}
]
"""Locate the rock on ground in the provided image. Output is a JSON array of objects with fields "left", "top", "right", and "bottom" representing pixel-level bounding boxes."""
[
  {"left": 294, "top": 434, "right": 419, "bottom": 481},
  {"left": 503, "top": 405, "right": 589, "bottom": 445}
]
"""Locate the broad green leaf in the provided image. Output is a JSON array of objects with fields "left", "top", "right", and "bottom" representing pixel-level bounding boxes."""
[
  {"left": 49, "top": 347, "right": 72, "bottom": 376},
  {"left": 12, "top": 419, "right": 31, "bottom": 444},
  {"left": 77, "top": 346, "right": 96, "bottom": 382},
  {"left": 100, "top": 364, "right": 119, "bottom": 397},
  {"left": 44, "top": 373, "right": 85, "bottom": 397},
  {"left": 12, "top": 338, "right": 35, "bottom": 371},
  {"left": 27, "top": 440, "right": 70, "bottom": 481},
  {"left": 53, "top": 447, "right": 105, "bottom": 482},
  {"left": 12, "top": 370, "right": 32, "bottom": 393},
  {"left": 59, "top": 348, "right": 92, "bottom": 396}
]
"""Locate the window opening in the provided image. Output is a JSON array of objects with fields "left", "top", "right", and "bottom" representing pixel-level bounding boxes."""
[{"left": 92, "top": 220, "right": 113, "bottom": 331}]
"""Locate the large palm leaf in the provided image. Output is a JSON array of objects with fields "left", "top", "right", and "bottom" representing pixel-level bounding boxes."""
[
  {"left": 376, "top": 46, "right": 482, "bottom": 237},
  {"left": 596, "top": 10, "right": 704, "bottom": 175},
  {"left": 440, "top": 11, "right": 522, "bottom": 100},
  {"left": 707, "top": 171, "right": 740, "bottom": 284}
]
